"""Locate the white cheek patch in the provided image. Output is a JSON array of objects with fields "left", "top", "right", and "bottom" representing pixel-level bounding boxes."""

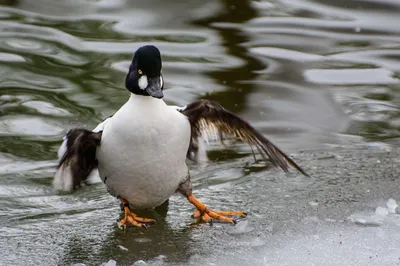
[
  {"left": 160, "top": 76, "right": 163, "bottom": 88},
  {"left": 138, "top": 75, "right": 148, "bottom": 90}
]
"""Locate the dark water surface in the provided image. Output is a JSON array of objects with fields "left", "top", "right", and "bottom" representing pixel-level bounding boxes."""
[{"left": 1, "top": 0, "right": 400, "bottom": 265}]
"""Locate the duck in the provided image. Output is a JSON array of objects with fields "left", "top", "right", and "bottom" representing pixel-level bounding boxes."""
[{"left": 54, "top": 45, "right": 308, "bottom": 228}]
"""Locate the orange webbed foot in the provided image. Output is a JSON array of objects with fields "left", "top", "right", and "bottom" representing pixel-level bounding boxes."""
[
  {"left": 188, "top": 194, "right": 247, "bottom": 224},
  {"left": 119, "top": 199, "right": 155, "bottom": 229}
]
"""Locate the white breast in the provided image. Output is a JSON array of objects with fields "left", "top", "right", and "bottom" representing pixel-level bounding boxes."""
[{"left": 96, "top": 94, "right": 191, "bottom": 209}]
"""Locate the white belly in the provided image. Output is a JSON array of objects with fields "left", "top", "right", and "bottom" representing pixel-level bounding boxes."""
[{"left": 96, "top": 95, "right": 191, "bottom": 209}]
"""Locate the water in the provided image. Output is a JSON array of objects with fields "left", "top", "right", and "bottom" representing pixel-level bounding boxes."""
[{"left": 0, "top": 0, "right": 400, "bottom": 265}]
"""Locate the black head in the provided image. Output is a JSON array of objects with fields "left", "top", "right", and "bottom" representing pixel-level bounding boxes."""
[{"left": 125, "top": 45, "right": 164, "bottom": 99}]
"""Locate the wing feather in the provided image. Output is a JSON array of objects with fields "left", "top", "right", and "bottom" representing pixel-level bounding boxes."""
[
  {"left": 181, "top": 100, "right": 308, "bottom": 176},
  {"left": 53, "top": 129, "right": 102, "bottom": 191}
]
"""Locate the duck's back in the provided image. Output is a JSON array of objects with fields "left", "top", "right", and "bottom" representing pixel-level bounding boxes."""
[{"left": 96, "top": 95, "right": 191, "bottom": 209}]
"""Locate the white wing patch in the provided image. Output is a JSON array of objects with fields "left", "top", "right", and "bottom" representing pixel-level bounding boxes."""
[
  {"left": 138, "top": 75, "right": 148, "bottom": 90},
  {"left": 53, "top": 162, "right": 74, "bottom": 191},
  {"left": 193, "top": 136, "right": 208, "bottom": 163},
  {"left": 57, "top": 136, "right": 68, "bottom": 160},
  {"left": 198, "top": 118, "right": 223, "bottom": 144}
]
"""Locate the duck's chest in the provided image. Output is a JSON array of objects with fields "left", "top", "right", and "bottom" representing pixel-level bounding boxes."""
[{"left": 96, "top": 97, "right": 191, "bottom": 208}]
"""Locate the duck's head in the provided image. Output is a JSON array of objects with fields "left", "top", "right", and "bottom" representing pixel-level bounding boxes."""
[{"left": 125, "top": 45, "right": 164, "bottom": 99}]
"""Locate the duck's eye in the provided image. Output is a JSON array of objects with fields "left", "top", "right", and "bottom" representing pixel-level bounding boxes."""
[{"left": 138, "top": 69, "right": 143, "bottom": 75}]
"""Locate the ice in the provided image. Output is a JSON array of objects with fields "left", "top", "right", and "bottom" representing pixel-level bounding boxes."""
[
  {"left": 100, "top": 260, "right": 116, "bottom": 266},
  {"left": 386, "top": 198, "right": 398, "bottom": 214},
  {"left": 96, "top": 200, "right": 400, "bottom": 266},
  {"left": 186, "top": 199, "right": 400, "bottom": 266},
  {"left": 375, "top": 206, "right": 388, "bottom": 216},
  {"left": 249, "top": 237, "right": 266, "bottom": 247},
  {"left": 117, "top": 245, "right": 128, "bottom": 251},
  {"left": 308, "top": 200, "right": 319, "bottom": 207},
  {"left": 229, "top": 220, "right": 253, "bottom": 235},
  {"left": 132, "top": 260, "right": 147, "bottom": 266},
  {"left": 347, "top": 204, "right": 393, "bottom": 226}
]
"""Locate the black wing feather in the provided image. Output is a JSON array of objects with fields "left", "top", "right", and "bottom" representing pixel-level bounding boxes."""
[
  {"left": 54, "top": 128, "right": 102, "bottom": 190},
  {"left": 181, "top": 100, "right": 308, "bottom": 176}
]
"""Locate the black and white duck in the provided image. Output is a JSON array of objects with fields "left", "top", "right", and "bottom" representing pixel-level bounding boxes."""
[{"left": 54, "top": 45, "right": 308, "bottom": 228}]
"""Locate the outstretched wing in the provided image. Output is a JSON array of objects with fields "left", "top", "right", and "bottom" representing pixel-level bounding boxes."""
[
  {"left": 180, "top": 100, "right": 308, "bottom": 176},
  {"left": 54, "top": 117, "right": 110, "bottom": 191},
  {"left": 53, "top": 128, "right": 102, "bottom": 191}
]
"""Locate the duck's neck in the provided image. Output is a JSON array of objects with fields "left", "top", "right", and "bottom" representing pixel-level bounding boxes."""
[{"left": 128, "top": 93, "right": 166, "bottom": 107}]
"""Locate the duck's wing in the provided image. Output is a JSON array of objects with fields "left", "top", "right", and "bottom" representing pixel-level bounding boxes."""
[
  {"left": 54, "top": 129, "right": 102, "bottom": 191},
  {"left": 57, "top": 117, "right": 110, "bottom": 161},
  {"left": 180, "top": 100, "right": 308, "bottom": 176},
  {"left": 53, "top": 118, "right": 110, "bottom": 191}
]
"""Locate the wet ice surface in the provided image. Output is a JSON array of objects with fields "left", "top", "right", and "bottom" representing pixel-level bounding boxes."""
[
  {"left": 2, "top": 144, "right": 400, "bottom": 266},
  {"left": 171, "top": 149, "right": 400, "bottom": 266},
  {"left": 118, "top": 150, "right": 400, "bottom": 266}
]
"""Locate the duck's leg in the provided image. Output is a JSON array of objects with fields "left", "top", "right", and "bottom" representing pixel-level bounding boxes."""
[
  {"left": 178, "top": 175, "right": 247, "bottom": 224},
  {"left": 119, "top": 199, "right": 155, "bottom": 229}
]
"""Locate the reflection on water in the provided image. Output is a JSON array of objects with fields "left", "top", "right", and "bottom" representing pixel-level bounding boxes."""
[{"left": 0, "top": 0, "right": 400, "bottom": 265}]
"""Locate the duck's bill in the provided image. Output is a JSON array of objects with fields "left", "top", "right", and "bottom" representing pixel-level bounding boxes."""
[{"left": 146, "top": 76, "right": 163, "bottom": 99}]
